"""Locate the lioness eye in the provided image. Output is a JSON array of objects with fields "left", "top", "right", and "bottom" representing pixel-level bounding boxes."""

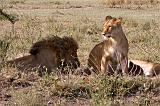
[{"left": 108, "top": 26, "right": 112, "bottom": 28}]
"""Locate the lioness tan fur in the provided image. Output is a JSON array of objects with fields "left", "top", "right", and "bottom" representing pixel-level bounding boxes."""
[
  {"left": 128, "top": 60, "right": 144, "bottom": 76},
  {"left": 88, "top": 16, "right": 128, "bottom": 75},
  {"left": 1, "top": 36, "right": 80, "bottom": 75},
  {"left": 130, "top": 60, "right": 160, "bottom": 77}
]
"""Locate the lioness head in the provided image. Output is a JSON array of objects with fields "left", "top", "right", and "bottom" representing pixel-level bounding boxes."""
[{"left": 102, "top": 16, "right": 122, "bottom": 40}]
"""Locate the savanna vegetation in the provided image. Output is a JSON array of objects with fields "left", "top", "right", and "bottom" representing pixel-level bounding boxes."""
[{"left": 0, "top": 0, "right": 160, "bottom": 105}]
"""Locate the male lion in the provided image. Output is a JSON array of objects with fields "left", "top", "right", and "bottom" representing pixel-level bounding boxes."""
[
  {"left": 130, "top": 60, "right": 160, "bottom": 77},
  {"left": 1, "top": 36, "right": 80, "bottom": 75},
  {"left": 87, "top": 16, "right": 129, "bottom": 75}
]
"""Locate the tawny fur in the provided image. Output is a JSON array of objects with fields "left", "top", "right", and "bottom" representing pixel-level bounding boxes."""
[
  {"left": 1, "top": 36, "right": 80, "bottom": 75},
  {"left": 87, "top": 16, "right": 129, "bottom": 75},
  {"left": 130, "top": 60, "right": 160, "bottom": 77},
  {"left": 128, "top": 60, "right": 144, "bottom": 76}
]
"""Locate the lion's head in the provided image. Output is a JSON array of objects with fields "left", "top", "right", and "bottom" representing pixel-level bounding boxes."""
[
  {"left": 102, "top": 16, "right": 122, "bottom": 40},
  {"left": 29, "top": 36, "right": 80, "bottom": 72},
  {"left": 59, "top": 36, "right": 80, "bottom": 70}
]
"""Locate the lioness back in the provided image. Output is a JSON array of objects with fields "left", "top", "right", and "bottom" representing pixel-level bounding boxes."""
[
  {"left": 130, "top": 60, "right": 160, "bottom": 77},
  {"left": 128, "top": 60, "right": 144, "bottom": 76}
]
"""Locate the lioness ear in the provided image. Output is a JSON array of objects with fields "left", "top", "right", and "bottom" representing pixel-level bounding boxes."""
[
  {"left": 116, "top": 17, "right": 122, "bottom": 25},
  {"left": 105, "top": 15, "right": 112, "bottom": 21}
]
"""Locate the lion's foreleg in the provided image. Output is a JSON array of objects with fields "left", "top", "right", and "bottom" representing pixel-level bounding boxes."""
[
  {"left": 120, "top": 56, "right": 128, "bottom": 75},
  {"left": 101, "top": 55, "right": 110, "bottom": 75}
]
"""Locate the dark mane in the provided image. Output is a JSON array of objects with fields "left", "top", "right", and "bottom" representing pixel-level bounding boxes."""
[
  {"left": 29, "top": 36, "right": 78, "bottom": 55},
  {"left": 1, "top": 36, "right": 80, "bottom": 76},
  {"left": 61, "top": 36, "right": 79, "bottom": 50}
]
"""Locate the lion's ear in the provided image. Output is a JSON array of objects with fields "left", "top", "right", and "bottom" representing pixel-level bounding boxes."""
[
  {"left": 115, "top": 18, "right": 122, "bottom": 25},
  {"left": 105, "top": 15, "right": 112, "bottom": 21},
  {"left": 116, "top": 17, "right": 122, "bottom": 25}
]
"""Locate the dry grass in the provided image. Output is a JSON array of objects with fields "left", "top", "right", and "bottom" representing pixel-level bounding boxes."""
[
  {"left": 0, "top": 0, "right": 160, "bottom": 105},
  {"left": 104, "top": 0, "right": 160, "bottom": 8},
  {"left": 2, "top": 73, "right": 160, "bottom": 106},
  {"left": 105, "top": 0, "right": 159, "bottom": 4}
]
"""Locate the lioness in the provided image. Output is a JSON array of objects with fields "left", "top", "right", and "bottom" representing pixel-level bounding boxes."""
[
  {"left": 1, "top": 36, "right": 80, "bottom": 75},
  {"left": 88, "top": 16, "right": 129, "bottom": 75},
  {"left": 130, "top": 60, "right": 160, "bottom": 77}
]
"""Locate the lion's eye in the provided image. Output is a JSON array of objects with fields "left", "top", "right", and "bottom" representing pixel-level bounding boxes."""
[{"left": 108, "top": 26, "right": 112, "bottom": 28}]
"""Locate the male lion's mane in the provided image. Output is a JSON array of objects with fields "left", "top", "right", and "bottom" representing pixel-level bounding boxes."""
[
  {"left": 30, "top": 36, "right": 78, "bottom": 56},
  {"left": 1, "top": 36, "right": 80, "bottom": 75}
]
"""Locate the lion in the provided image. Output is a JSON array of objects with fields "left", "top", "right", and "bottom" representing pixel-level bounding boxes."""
[
  {"left": 128, "top": 60, "right": 144, "bottom": 76},
  {"left": 87, "top": 16, "right": 129, "bottom": 75},
  {"left": 129, "top": 60, "right": 160, "bottom": 77},
  {"left": 1, "top": 36, "right": 80, "bottom": 75}
]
